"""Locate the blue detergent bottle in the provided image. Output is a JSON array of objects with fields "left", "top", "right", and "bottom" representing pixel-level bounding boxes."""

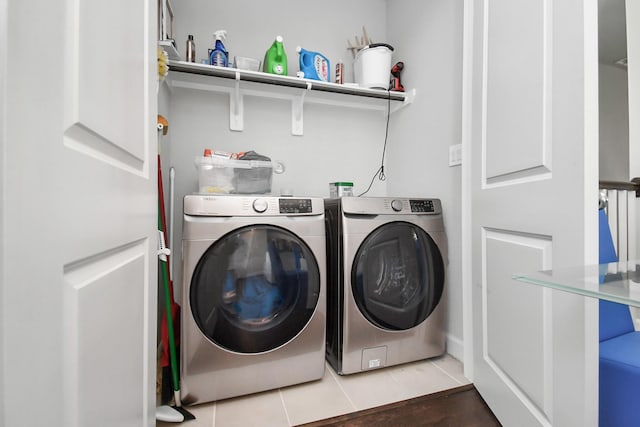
[
  {"left": 296, "top": 46, "right": 330, "bottom": 82},
  {"left": 209, "top": 30, "right": 228, "bottom": 67}
]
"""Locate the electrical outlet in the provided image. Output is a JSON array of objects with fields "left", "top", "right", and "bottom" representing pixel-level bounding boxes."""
[{"left": 449, "top": 144, "right": 462, "bottom": 167}]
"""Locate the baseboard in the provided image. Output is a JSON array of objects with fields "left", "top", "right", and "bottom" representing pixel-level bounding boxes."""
[{"left": 446, "top": 333, "right": 464, "bottom": 362}]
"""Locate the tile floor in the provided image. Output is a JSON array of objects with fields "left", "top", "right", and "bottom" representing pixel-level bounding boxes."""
[{"left": 158, "top": 353, "right": 470, "bottom": 427}]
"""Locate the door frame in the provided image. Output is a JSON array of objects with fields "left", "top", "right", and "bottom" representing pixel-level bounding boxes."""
[
  {"left": 461, "top": 0, "right": 475, "bottom": 381},
  {"left": 0, "top": 0, "right": 6, "bottom": 415}
]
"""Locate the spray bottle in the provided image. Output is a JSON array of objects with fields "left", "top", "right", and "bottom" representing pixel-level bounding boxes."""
[
  {"left": 209, "top": 30, "right": 228, "bottom": 67},
  {"left": 263, "top": 36, "right": 288, "bottom": 76},
  {"left": 296, "top": 46, "right": 330, "bottom": 82}
]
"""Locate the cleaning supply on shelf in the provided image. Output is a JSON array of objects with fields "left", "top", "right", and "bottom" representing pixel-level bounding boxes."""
[
  {"left": 263, "top": 36, "right": 288, "bottom": 76},
  {"left": 186, "top": 34, "right": 196, "bottom": 62},
  {"left": 209, "top": 30, "right": 229, "bottom": 67},
  {"left": 296, "top": 46, "right": 330, "bottom": 82},
  {"left": 335, "top": 60, "right": 344, "bottom": 84}
]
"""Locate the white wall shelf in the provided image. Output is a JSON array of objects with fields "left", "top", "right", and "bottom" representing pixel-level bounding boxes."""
[{"left": 166, "top": 60, "right": 415, "bottom": 136}]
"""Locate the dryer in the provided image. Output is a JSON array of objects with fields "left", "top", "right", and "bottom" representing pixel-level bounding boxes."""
[
  {"left": 324, "top": 197, "right": 447, "bottom": 375},
  {"left": 180, "top": 195, "right": 326, "bottom": 404}
]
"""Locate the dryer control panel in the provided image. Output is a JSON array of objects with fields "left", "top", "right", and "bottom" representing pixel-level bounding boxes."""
[
  {"left": 410, "top": 199, "right": 435, "bottom": 213},
  {"left": 340, "top": 197, "right": 441, "bottom": 216}
]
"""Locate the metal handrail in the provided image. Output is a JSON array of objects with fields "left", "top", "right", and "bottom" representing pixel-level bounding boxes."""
[
  {"left": 599, "top": 179, "right": 640, "bottom": 194},
  {"left": 599, "top": 179, "right": 640, "bottom": 210}
]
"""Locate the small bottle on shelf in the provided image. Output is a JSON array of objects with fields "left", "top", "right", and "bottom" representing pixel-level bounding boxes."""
[
  {"left": 186, "top": 35, "right": 196, "bottom": 62},
  {"left": 335, "top": 60, "right": 344, "bottom": 84}
]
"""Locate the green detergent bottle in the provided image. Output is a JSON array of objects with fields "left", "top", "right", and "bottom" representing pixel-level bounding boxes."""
[{"left": 263, "top": 36, "right": 288, "bottom": 76}]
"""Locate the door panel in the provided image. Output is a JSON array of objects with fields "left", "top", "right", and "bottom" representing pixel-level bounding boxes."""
[
  {"left": 64, "top": 0, "right": 148, "bottom": 171},
  {"left": 466, "top": 0, "right": 599, "bottom": 425},
  {"left": 2, "top": 0, "right": 157, "bottom": 425},
  {"left": 483, "top": 231, "right": 552, "bottom": 421},
  {"left": 69, "top": 0, "right": 147, "bottom": 160},
  {"left": 63, "top": 243, "right": 147, "bottom": 426},
  {"left": 485, "top": 0, "right": 549, "bottom": 180}
]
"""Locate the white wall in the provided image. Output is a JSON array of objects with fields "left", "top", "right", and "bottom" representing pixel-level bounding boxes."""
[
  {"left": 386, "top": 0, "right": 464, "bottom": 359},
  {"left": 171, "top": 0, "right": 387, "bottom": 87},
  {"left": 599, "top": 63, "right": 629, "bottom": 181},
  {"left": 165, "top": 0, "right": 464, "bottom": 360}
]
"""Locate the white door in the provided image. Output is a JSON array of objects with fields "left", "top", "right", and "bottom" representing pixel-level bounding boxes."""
[
  {"left": 1, "top": 0, "right": 157, "bottom": 426},
  {"left": 464, "top": 0, "right": 600, "bottom": 426}
]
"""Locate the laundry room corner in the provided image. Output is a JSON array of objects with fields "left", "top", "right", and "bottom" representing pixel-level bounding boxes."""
[
  {"left": 155, "top": 0, "right": 470, "bottom": 421},
  {"left": 386, "top": 0, "right": 465, "bottom": 362}
]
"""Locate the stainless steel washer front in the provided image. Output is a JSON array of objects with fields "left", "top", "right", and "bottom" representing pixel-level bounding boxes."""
[{"left": 181, "top": 195, "right": 326, "bottom": 404}]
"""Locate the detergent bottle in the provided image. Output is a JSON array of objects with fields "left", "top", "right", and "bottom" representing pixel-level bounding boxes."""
[
  {"left": 296, "top": 46, "right": 330, "bottom": 82},
  {"left": 263, "top": 36, "right": 287, "bottom": 76},
  {"left": 209, "top": 30, "right": 228, "bottom": 67}
]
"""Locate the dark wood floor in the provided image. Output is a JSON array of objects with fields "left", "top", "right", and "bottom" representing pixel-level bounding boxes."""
[{"left": 297, "top": 384, "right": 502, "bottom": 427}]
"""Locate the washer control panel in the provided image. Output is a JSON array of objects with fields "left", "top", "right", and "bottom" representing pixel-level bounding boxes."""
[
  {"left": 279, "top": 198, "right": 313, "bottom": 214},
  {"left": 183, "top": 195, "right": 323, "bottom": 216}
]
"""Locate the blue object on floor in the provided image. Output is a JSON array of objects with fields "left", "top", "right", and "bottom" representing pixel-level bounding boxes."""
[
  {"left": 598, "top": 209, "right": 617, "bottom": 265},
  {"left": 598, "top": 208, "right": 640, "bottom": 427}
]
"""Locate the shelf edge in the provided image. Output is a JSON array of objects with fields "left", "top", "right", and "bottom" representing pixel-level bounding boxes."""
[{"left": 167, "top": 60, "right": 408, "bottom": 102}]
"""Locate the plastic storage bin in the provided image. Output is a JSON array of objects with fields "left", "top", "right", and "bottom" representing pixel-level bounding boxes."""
[{"left": 195, "top": 156, "right": 277, "bottom": 194}]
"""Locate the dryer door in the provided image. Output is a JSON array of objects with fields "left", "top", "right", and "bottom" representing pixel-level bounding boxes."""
[
  {"left": 351, "top": 221, "right": 444, "bottom": 331},
  {"left": 190, "top": 225, "right": 321, "bottom": 353}
]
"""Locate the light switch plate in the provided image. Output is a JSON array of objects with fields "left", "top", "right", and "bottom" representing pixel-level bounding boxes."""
[{"left": 449, "top": 144, "right": 462, "bottom": 166}]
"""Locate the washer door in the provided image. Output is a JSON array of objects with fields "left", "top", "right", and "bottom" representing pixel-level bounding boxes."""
[
  {"left": 351, "top": 221, "right": 444, "bottom": 331},
  {"left": 190, "top": 225, "right": 321, "bottom": 353}
]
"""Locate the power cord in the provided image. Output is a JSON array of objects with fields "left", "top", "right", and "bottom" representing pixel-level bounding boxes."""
[{"left": 358, "top": 90, "right": 392, "bottom": 197}]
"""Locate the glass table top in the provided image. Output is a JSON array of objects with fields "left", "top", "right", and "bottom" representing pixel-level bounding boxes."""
[{"left": 513, "top": 260, "right": 640, "bottom": 307}]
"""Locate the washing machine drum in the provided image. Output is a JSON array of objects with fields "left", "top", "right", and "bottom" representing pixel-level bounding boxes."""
[
  {"left": 190, "top": 225, "right": 321, "bottom": 354},
  {"left": 351, "top": 221, "right": 444, "bottom": 331}
]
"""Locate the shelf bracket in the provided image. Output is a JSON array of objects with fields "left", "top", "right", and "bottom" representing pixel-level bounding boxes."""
[
  {"left": 389, "top": 88, "right": 416, "bottom": 114},
  {"left": 291, "top": 82, "right": 312, "bottom": 136},
  {"left": 229, "top": 71, "right": 244, "bottom": 131}
]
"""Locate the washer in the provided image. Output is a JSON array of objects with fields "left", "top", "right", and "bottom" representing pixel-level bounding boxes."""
[
  {"left": 324, "top": 197, "right": 447, "bottom": 375},
  {"left": 180, "top": 195, "right": 326, "bottom": 404}
]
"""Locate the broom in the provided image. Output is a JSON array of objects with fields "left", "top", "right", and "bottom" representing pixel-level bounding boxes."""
[
  {"left": 156, "top": 118, "right": 194, "bottom": 422},
  {"left": 156, "top": 227, "right": 194, "bottom": 422}
]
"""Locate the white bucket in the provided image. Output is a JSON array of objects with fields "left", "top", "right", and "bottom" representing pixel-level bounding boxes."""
[{"left": 353, "top": 44, "right": 394, "bottom": 89}]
